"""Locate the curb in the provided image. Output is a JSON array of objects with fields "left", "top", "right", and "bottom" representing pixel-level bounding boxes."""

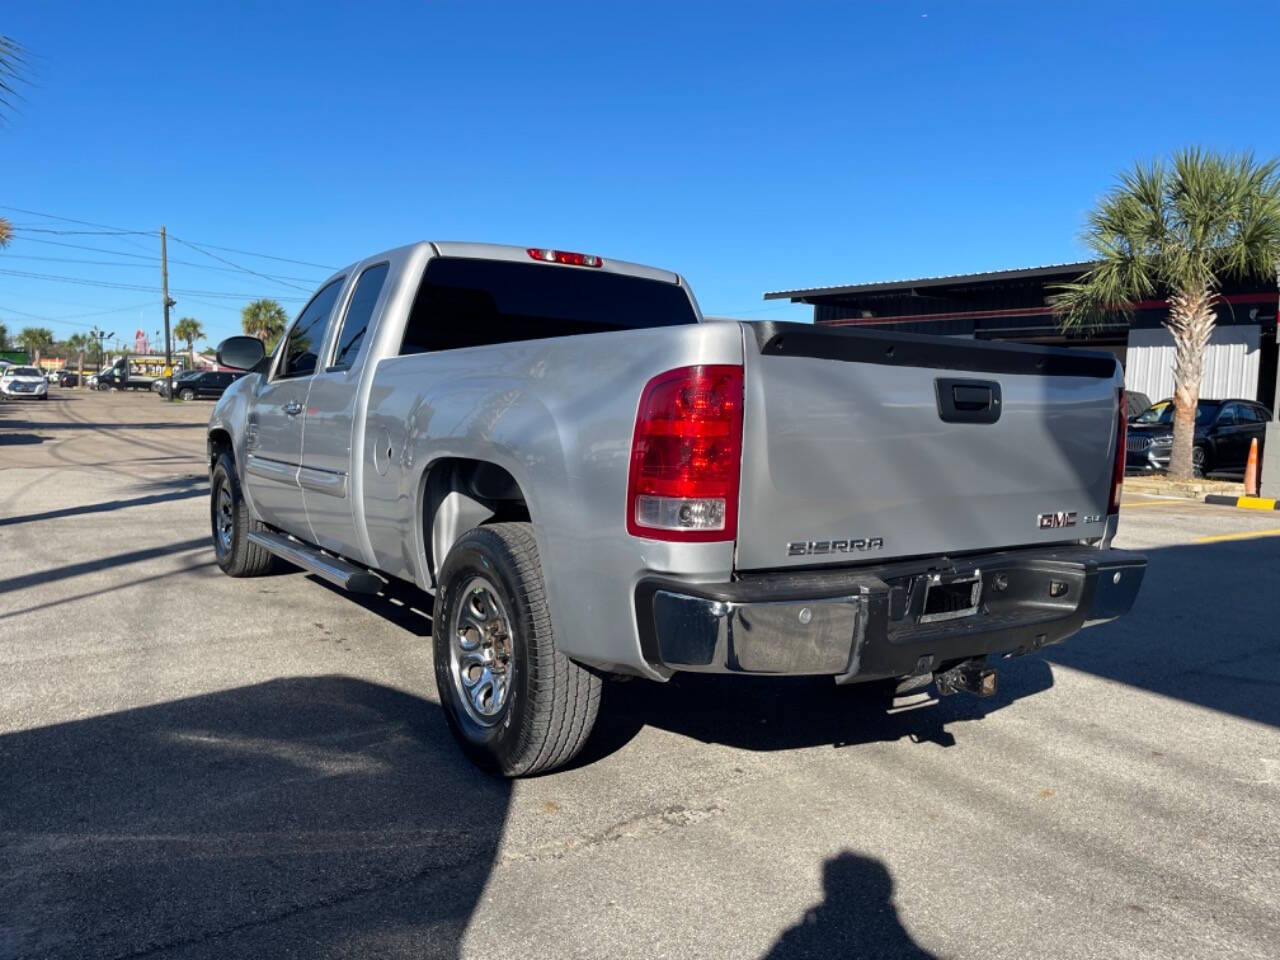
[{"left": 1203, "top": 494, "right": 1280, "bottom": 511}]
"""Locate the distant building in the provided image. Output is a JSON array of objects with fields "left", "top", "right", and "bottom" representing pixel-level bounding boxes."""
[{"left": 765, "top": 263, "right": 1278, "bottom": 407}]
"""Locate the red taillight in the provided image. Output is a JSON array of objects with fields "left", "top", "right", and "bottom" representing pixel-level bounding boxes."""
[
  {"left": 627, "top": 365, "right": 744, "bottom": 542},
  {"left": 527, "top": 248, "right": 603, "bottom": 267},
  {"left": 1109, "top": 389, "right": 1126, "bottom": 514}
]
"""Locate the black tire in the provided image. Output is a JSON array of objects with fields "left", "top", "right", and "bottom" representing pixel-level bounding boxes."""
[
  {"left": 210, "top": 451, "right": 276, "bottom": 577},
  {"left": 179, "top": 388, "right": 195, "bottom": 401},
  {"left": 1192, "top": 443, "right": 1209, "bottom": 477},
  {"left": 433, "top": 522, "right": 601, "bottom": 777}
]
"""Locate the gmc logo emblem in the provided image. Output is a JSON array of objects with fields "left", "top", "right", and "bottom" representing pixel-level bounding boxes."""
[{"left": 1037, "top": 511, "right": 1078, "bottom": 529}]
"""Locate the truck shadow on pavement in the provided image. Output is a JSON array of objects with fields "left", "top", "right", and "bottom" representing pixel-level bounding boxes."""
[
  {"left": 0, "top": 676, "right": 509, "bottom": 960},
  {"left": 763, "top": 851, "right": 936, "bottom": 960},
  {"left": 1045, "top": 537, "right": 1280, "bottom": 729},
  {"left": 584, "top": 658, "right": 1055, "bottom": 762}
]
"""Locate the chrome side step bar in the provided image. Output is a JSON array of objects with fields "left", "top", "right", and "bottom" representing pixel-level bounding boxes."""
[{"left": 248, "top": 529, "right": 383, "bottom": 595}]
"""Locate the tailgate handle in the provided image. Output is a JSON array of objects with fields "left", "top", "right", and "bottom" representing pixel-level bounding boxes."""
[{"left": 935, "top": 378, "right": 1002, "bottom": 424}]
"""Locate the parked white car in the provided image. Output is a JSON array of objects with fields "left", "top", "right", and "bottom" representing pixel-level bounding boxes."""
[{"left": 0, "top": 366, "right": 50, "bottom": 400}]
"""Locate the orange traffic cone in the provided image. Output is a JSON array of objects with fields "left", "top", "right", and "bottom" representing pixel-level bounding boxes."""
[{"left": 1244, "top": 437, "right": 1260, "bottom": 496}]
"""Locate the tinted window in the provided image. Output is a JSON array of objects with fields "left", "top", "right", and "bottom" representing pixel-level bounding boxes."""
[
  {"left": 1236, "top": 404, "right": 1263, "bottom": 424},
  {"left": 279, "top": 278, "right": 345, "bottom": 379},
  {"left": 332, "top": 262, "right": 389, "bottom": 370},
  {"left": 400, "top": 257, "right": 697, "bottom": 355},
  {"left": 1217, "top": 403, "right": 1240, "bottom": 425},
  {"left": 1137, "top": 401, "right": 1223, "bottom": 426}
]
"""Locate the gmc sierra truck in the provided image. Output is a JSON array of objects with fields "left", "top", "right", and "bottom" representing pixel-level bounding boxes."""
[{"left": 209, "top": 241, "right": 1146, "bottom": 776}]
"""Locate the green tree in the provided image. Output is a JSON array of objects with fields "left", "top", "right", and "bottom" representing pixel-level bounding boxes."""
[
  {"left": 241, "top": 298, "right": 288, "bottom": 347},
  {"left": 1052, "top": 149, "right": 1280, "bottom": 479},
  {"left": 66, "top": 332, "right": 89, "bottom": 386},
  {"left": 0, "top": 322, "right": 8, "bottom": 349},
  {"left": 174, "top": 316, "right": 204, "bottom": 367},
  {"left": 17, "top": 325, "right": 53, "bottom": 364}
]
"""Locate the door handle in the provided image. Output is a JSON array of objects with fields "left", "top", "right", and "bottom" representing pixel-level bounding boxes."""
[{"left": 284, "top": 400, "right": 303, "bottom": 416}]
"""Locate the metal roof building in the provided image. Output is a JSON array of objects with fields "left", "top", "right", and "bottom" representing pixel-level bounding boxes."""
[{"left": 765, "top": 262, "right": 1278, "bottom": 408}]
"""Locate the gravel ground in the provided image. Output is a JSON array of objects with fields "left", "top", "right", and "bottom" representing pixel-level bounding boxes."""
[{"left": 2, "top": 389, "right": 1277, "bottom": 960}]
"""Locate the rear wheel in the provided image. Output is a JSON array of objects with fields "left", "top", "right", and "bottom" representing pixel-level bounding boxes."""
[
  {"left": 180, "top": 388, "right": 195, "bottom": 401},
  {"left": 434, "top": 522, "right": 601, "bottom": 776},
  {"left": 210, "top": 451, "right": 276, "bottom": 577},
  {"left": 1192, "top": 443, "right": 1209, "bottom": 477}
]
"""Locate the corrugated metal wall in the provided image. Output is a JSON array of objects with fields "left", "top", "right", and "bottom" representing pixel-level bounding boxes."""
[{"left": 1125, "top": 325, "right": 1260, "bottom": 400}]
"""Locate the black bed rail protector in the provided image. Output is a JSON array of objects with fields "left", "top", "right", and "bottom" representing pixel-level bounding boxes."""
[{"left": 746, "top": 321, "right": 1118, "bottom": 379}]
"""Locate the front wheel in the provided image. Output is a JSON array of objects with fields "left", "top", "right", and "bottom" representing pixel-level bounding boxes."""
[
  {"left": 210, "top": 451, "right": 276, "bottom": 577},
  {"left": 434, "top": 522, "right": 601, "bottom": 777}
]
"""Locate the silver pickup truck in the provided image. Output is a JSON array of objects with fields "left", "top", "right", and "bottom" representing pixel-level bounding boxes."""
[{"left": 209, "top": 241, "right": 1146, "bottom": 775}]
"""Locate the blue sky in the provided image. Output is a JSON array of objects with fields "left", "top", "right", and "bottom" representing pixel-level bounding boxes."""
[{"left": 2, "top": 1, "right": 1279, "bottom": 350}]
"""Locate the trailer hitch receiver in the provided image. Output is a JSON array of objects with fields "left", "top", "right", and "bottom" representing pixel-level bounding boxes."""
[{"left": 935, "top": 661, "right": 997, "bottom": 698}]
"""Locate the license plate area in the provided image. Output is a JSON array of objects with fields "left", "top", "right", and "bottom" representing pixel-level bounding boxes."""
[{"left": 918, "top": 571, "right": 983, "bottom": 624}]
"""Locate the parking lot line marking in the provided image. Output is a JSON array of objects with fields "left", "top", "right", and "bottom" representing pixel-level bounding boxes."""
[
  {"left": 1121, "top": 500, "right": 1198, "bottom": 508},
  {"left": 1194, "top": 527, "right": 1280, "bottom": 544}
]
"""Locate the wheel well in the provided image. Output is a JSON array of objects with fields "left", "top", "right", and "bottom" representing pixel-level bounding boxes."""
[
  {"left": 208, "top": 428, "right": 233, "bottom": 471},
  {"left": 421, "top": 458, "right": 530, "bottom": 585}
]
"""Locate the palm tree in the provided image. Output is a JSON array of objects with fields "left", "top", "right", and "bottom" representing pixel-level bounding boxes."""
[
  {"left": 66, "top": 332, "right": 89, "bottom": 386},
  {"left": 1052, "top": 149, "right": 1280, "bottom": 479},
  {"left": 17, "top": 326, "right": 53, "bottom": 365},
  {"left": 0, "top": 34, "right": 23, "bottom": 120},
  {"left": 0, "top": 35, "right": 24, "bottom": 249},
  {"left": 174, "top": 316, "right": 204, "bottom": 367},
  {"left": 241, "top": 299, "right": 289, "bottom": 347}
]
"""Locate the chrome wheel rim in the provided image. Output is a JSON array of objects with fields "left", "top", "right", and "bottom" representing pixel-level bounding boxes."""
[
  {"left": 215, "top": 484, "right": 234, "bottom": 552},
  {"left": 448, "top": 577, "right": 515, "bottom": 726}
]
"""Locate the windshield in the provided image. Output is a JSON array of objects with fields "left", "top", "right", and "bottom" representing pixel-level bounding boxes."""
[
  {"left": 1135, "top": 401, "right": 1219, "bottom": 426},
  {"left": 7, "top": 367, "right": 40, "bottom": 377}
]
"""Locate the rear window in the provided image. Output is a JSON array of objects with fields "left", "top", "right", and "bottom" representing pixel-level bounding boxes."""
[{"left": 400, "top": 257, "right": 696, "bottom": 355}]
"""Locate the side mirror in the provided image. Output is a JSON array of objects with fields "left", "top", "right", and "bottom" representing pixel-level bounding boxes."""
[{"left": 217, "top": 336, "right": 267, "bottom": 372}]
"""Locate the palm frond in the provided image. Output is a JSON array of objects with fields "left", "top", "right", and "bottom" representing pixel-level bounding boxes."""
[{"left": 0, "top": 35, "right": 26, "bottom": 118}]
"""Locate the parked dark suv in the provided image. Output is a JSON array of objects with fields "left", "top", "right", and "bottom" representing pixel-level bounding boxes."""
[
  {"left": 159, "top": 370, "right": 243, "bottom": 400},
  {"left": 1126, "top": 398, "right": 1271, "bottom": 475}
]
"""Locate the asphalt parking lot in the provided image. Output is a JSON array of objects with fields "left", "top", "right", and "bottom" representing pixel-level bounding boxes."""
[{"left": 2, "top": 389, "right": 1278, "bottom": 960}]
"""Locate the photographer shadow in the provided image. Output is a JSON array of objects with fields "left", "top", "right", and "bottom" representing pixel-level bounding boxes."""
[{"left": 763, "top": 851, "right": 937, "bottom": 960}]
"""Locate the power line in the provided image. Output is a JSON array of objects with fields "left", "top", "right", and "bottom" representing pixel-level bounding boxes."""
[
  {"left": 0, "top": 301, "right": 156, "bottom": 331},
  {"left": 3, "top": 205, "right": 340, "bottom": 270},
  {"left": 169, "top": 236, "right": 338, "bottom": 271},
  {"left": 13, "top": 227, "right": 153, "bottom": 236},
  {"left": 0, "top": 205, "right": 154, "bottom": 233},
  {"left": 5, "top": 240, "right": 327, "bottom": 283},
  {"left": 2, "top": 254, "right": 166, "bottom": 269},
  {"left": 169, "top": 235, "right": 315, "bottom": 291},
  {"left": 0, "top": 267, "right": 308, "bottom": 301}
]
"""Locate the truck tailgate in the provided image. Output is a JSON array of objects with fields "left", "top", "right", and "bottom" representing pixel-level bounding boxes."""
[{"left": 735, "top": 323, "right": 1122, "bottom": 571}]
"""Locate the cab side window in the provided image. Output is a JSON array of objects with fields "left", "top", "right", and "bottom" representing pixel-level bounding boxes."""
[
  {"left": 1217, "top": 403, "right": 1240, "bottom": 426},
  {"left": 331, "top": 262, "right": 389, "bottom": 371},
  {"left": 278, "top": 278, "right": 346, "bottom": 380}
]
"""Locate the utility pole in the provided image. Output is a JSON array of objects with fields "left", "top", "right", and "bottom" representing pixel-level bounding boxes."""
[{"left": 161, "top": 226, "right": 176, "bottom": 402}]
